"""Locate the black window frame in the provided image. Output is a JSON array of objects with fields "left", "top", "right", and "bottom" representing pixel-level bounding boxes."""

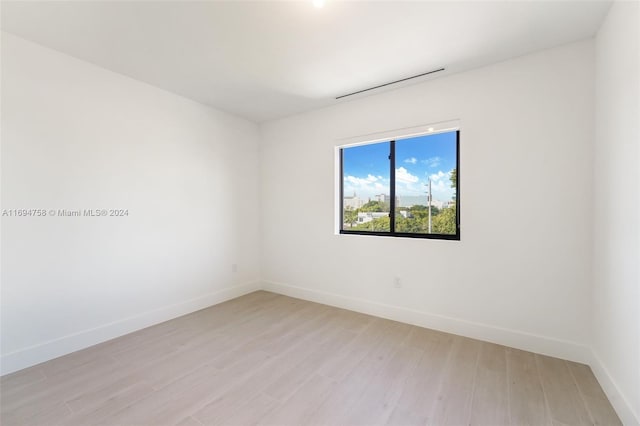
[{"left": 339, "top": 130, "right": 460, "bottom": 241}]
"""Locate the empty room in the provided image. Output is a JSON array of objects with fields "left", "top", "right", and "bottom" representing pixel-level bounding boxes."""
[{"left": 1, "top": 0, "right": 638, "bottom": 425}]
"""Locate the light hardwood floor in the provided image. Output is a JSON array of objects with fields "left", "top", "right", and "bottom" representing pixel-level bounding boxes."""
[{"left": 0, "top": 291, "right": 621, "bottom": 426}]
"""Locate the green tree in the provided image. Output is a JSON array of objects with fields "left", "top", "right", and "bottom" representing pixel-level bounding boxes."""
[
  {"left": 428, "top": 167, "right": 458, "bottom": 235},
  {"left": 432, "top": 206, "right": 456, "bottom": 234},
  {"left": 410, "top": 204, "right": 440, "bottom": 218},
  {"left": 353, "top": 215, "right": 390, "bottom": 232},
  {"left": 360, "top": 200, "right": 388, "bottom": 212},
  {"left": 343, "top": 207, "right": 357, "bottom": 228},
  {"left": 450, "top": 168, "right": 457, "bottom": 201},
  {"left": 396, "top": 215, "right": 427, "bottom": 233}
]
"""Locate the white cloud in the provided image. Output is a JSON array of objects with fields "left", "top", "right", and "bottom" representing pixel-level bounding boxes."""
[
  {"left": 404, "top": 157, "right": 417, "bottom": 165},
  {"left": 344, "top": 174, "right": 389, "bottom": 198},
  {"left": 426, "top": 170, "right": 455, "bottom": 201},
  {"left": 429, "top": 170, "right": 449, "bottom": 182},
  {"left": 345, "top": 174, "right": 379, "bottom": 186},
  {"left": 345, "top": 168, "right": 454, "bottom": 202},
  {"left": 396, "top": 167, "right": 419, "bottom": 184},
  {"left": 432, "top": 180, "right": 446, "bottom": 191},
  {"left": 422, "top": 156, "right": 441, "bottom": 168},
  {"left": 345, "top": 176, "right": 368, "bottom": 186}
]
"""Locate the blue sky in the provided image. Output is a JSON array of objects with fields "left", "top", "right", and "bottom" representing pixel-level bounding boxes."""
[{"left": 343, "top": 131, "right": 457, "bottom": 202}]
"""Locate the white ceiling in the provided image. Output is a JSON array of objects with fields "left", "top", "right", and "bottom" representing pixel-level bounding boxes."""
[{"left": 1, "top": 0, "right": 611, "bottom": 122}]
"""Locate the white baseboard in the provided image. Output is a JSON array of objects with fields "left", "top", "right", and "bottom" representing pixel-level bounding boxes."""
[
  {"left": 589, "top": 350, "right": 640, "bottom": 426},
  {"left": 0, "top": 281, "right": 261, "bottom": 376},
  {"left": 6, "top": 278, "right": 634, "bottom": 425},
  {"left": 262, "top": 280, "right": 592, "bottom": 365},
  {"left": 264, "top": 281, "right": 640, "bottom": 423}
]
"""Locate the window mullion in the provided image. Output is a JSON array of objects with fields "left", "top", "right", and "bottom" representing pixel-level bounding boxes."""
[
  {"left": 389, "top": 140, "right": 396, "bottom": 233},
  {"left": 339, "top": 148, "right": 344, "bottom": 232}
]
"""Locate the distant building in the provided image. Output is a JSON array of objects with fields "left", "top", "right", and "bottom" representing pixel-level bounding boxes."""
[
  {"left": 357, "top": 211, "right": 389, "bottom": 224},
  {"left": 343, "top": 192, "right": 365, "bottom": 210},
  {"left": 396, "top": 195, "right": 448, "bottom": 210},
  {"left": 373, "top": 194, "right": 390, "bottom": 204},
  {"left": 396, "top": 195, "right": 427, "bottom": 207},
  {"left": 430, "top": 199, "right": 447, "bottom": 210}
]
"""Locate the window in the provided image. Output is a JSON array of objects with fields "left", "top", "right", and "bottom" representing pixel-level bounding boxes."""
[{"left": 340, "top": 130, "right": 459, "bottom": 240}]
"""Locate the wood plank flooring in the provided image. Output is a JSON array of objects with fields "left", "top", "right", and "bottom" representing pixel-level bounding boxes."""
[{"left": 0, "top": 291, "right": 621, "bottom": 426}]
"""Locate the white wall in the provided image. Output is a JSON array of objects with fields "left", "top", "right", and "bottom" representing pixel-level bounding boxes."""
[
  {"left": 2, "top": 12, "right": 637, "bottom": 423},
  {"left": 260, "top": 40, "right": 595, "bottom": 363},
  {"left": 0, "top": 33, "right": 261, "bottom": 374},
  {"left": 592, "top": 2, "right": 640, "bottom": 425}
]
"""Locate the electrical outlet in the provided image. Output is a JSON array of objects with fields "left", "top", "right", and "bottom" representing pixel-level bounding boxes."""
[{"left": 393, "top": 276, "right": 402, "bottom": 288}]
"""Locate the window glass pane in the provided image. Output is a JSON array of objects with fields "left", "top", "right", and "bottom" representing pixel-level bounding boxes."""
[
  {"left": 342, "top": 141, "right": 390, "bottom": 232},
  {"left": 395, "top": 132, "right": 457, "bottom": 235}
]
